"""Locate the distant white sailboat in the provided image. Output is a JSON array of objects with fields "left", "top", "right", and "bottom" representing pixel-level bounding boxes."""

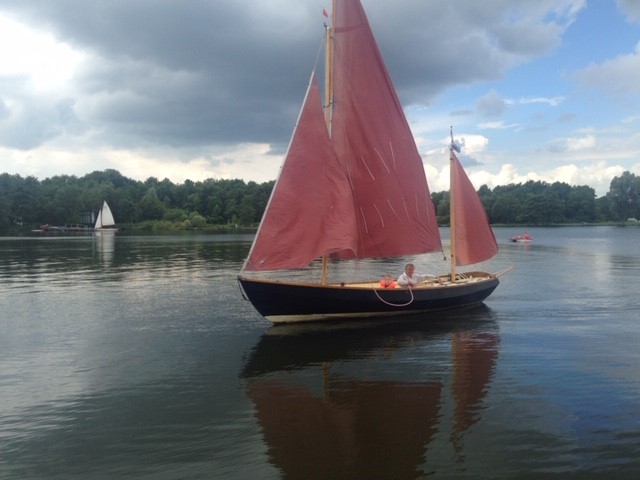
[{"left": 94, "top": 201, "right": 118, "bottom": 233}]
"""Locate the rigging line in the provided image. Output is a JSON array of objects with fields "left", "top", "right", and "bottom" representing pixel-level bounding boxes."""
[
  {"left": 312, "top": 36, "right": 326, "bottom": 80},
  {"left": 237, "top": 279, "right": 249, "bottom": 301},
  {"left": 372, "top": 284, "right": 415, "bottom": 307}
]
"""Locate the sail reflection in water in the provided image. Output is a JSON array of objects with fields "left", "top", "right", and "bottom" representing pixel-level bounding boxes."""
[{"left": 242, "top": 306, "right": 499, "bottom": 479}]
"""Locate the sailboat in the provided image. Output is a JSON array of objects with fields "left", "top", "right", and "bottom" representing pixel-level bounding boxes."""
[
  {"left": 238, "top": 0, "right": 506, "bottom": 324},
  {"left": 94, "top": 200, "right": 118, "bottom": 233}
]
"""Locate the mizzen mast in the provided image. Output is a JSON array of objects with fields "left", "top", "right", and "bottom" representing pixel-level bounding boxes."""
[{"left": 449, "top": 126, "right": 457, "bottom": 281}]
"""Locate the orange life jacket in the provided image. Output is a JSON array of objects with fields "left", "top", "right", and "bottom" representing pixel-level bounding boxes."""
[{"left": 379, "top": 278, "right": 397, "bottom": 289}]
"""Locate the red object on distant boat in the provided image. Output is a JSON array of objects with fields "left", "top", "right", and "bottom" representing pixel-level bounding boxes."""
[{"left": 510, "top": 233, "right": 533, "bottom": 243}]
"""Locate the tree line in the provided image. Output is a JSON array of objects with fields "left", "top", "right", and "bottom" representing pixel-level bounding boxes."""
[{"left": 1, "top": 168, "right": 639, "bottom": 234}]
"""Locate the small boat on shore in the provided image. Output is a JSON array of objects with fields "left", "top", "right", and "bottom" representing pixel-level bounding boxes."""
[{"left": 35, "top": 224, "right": 93, "bottom": 234}]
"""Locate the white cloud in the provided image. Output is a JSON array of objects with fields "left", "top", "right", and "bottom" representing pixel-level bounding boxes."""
[
  {"left": 622, "top": 114, "right": 640, "bottom": 124},
  {"left": 0, "top": 15, "right": 83, "bottom": 91},
  {"left": 0, "top": 142, "right": 283, "bottom": 185},
  {"left": 518, "top": 96, "right": 565, "bottom": 106},
  {"left": 421, "top": 133, "right": 489, "bottom": 162},
  {"left": 566, "top": 134, "right": 597, "bottom": 151},
  {"left": 456, "top": 134, "right": 489, "bottom": 154},
  {"left": 478, "top": 121, "right": 519, "bottom": 130},
  {"left": 422, "top": 151, "right": 633, "bottom": 197}
]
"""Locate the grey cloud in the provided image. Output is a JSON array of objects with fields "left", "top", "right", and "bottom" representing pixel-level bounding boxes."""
[
  {"left": 574, "top": 49, "right": 640, "bottom": 95},
  {"left": 477, "top": 90, "right": 506, "bottom": 117},
  {"left": 0, "top": 78, "right": 77, "bottom": 150},
  {"left": 458, "top": 155, "right": 482, "bottom": 168},
  {"left": 0, "top": 99, "right": 9, "bottom": 119},
  {"left": 616, "top": 0, "right": 640, "bottom": 23},
  {"left": 558, "top": 113, "right": 577, "bottom": 123}
]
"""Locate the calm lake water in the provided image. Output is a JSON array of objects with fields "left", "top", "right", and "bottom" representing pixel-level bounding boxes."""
[{"left": 1, "top": 227, "right": 639, "bottom": 479}]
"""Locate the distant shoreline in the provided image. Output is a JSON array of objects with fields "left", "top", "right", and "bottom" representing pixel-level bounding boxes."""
[
  {"left": 8, "top": 220, "right": 638, "bottom": 237},
  {"left": 58, "top": 220, "right": 640, "bottom": 233}
]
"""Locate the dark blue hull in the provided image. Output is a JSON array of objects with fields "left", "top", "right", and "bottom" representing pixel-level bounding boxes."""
[{"left": 238, "top": 272, "right": 499, "bottom": 323}]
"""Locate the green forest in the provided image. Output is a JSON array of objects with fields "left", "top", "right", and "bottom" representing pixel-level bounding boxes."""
[{"left": 1, "top": 168, "right": 640, "bottom": 235}]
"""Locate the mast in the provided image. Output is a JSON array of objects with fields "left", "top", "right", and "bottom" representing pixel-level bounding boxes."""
[
  {"left": 449, "top": 127, "right": 457, "bottom": 281},
  {"left": 321, "top": 0, "right": 335, "bottom": 285},
  {"left": 323, "top": 0, "right": 334, "bottom": 134}
]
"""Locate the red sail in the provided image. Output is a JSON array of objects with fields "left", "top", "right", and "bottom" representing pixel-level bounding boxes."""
[
  {"left": 450, "top": 151, "right": 498, "bottom": 266},
  {"left": 243, "top": 74, "right": 358, "bottom": 271},
  {"left": 330, "top": 0, "right": 441, "bottom": 258}
]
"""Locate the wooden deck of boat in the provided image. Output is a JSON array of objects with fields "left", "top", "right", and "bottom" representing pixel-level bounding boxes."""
[{"left": 342, "top": 272, "right": 495, "bottom": 289}]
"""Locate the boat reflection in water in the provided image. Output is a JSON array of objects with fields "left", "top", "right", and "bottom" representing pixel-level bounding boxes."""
[
  {"left": 94, "top": 230, "right": 115, "bottom": 266},
  {"left": 241, "top": 306, "right": 499, "bottom": 479}
]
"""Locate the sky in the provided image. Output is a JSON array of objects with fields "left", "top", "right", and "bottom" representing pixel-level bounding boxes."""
[{"left": 1, "top": 0, "right": 640, "bottom": 197}]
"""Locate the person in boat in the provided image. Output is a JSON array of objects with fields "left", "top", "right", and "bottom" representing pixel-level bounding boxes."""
[
  {"left": 379, "top": 274, "right": 397, "bottom": 289},
  {"left": 396, "top": 263, "right": 438, "bottom": 287}
]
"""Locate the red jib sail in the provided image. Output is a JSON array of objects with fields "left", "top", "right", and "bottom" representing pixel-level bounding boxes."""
[{"left": 243, "top": 74, "right": 358, "bottom": 271}]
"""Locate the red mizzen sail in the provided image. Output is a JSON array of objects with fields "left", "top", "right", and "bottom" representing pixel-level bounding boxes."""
[
  {"left": 450, "top": 150, "right": 498, "bottom": 266},
  {"left": 243, "top": 74, "right": 358, "bottom": 271}
]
